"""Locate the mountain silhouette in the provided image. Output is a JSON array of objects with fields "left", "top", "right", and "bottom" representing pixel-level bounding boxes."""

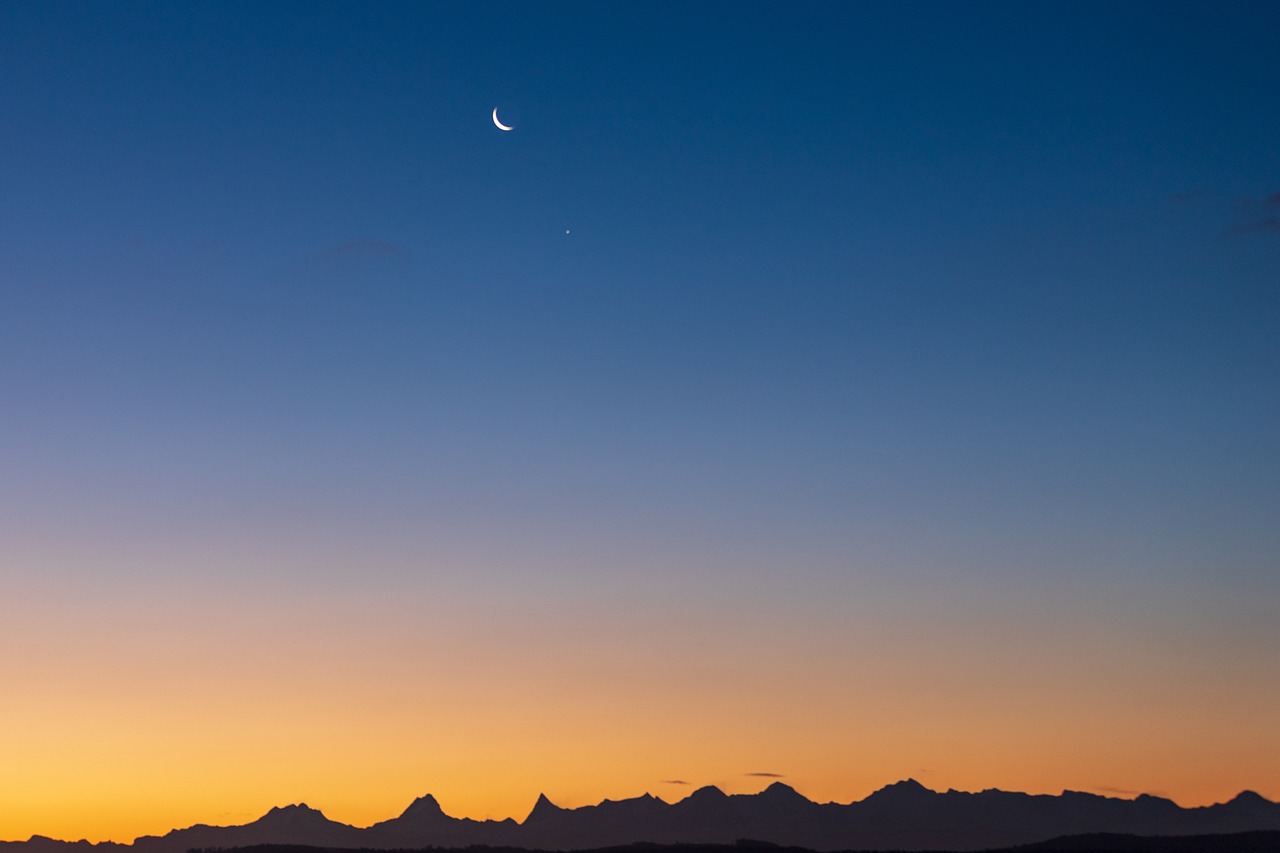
[
  {"left": 130, "top": 804, "right": 365, "bottom": 853},
  {"left": 4, "top": 782, "right": 1280, "bottom": 852},
  {"left": 364, "top": 794, "right": 519, "bottom": 848}
]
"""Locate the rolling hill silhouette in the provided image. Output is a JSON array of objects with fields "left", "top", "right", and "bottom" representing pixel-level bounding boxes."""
[{"left": 4, "top": 782, "right": 1280, "bottom": 852}]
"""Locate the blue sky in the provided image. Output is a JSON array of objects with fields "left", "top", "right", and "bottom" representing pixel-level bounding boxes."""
[{"left": 1, "top": 1, "right": 1278, "bottom": 838}]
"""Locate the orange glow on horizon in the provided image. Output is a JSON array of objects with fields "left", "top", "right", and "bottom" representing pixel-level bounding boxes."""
[
  {"left": 3, "top": 599, "right": 1277, "bottom": 844},
  {"left": 4, "top": 565, "right": 1276, "bottom": 844}
]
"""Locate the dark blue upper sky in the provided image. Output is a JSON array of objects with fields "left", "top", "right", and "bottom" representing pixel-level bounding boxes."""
[{"left": 3, "top": 1, "right": 1277, "bottom": 568}]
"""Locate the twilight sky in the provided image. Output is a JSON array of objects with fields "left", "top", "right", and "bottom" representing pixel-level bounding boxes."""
[{"left": 2, "top": 0, "right": 1278, "bottom": 844}]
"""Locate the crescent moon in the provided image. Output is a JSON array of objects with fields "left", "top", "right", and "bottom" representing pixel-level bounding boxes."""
[{"left": 492, "top": 108, "right": 514, "bottom": 131}]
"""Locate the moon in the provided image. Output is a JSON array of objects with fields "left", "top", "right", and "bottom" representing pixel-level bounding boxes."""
[{"left": 492, "top": 108, "right": 513, "bottom": 131}]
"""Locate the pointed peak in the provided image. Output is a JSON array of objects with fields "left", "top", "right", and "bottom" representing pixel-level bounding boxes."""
[
  {"left": 400, "top": 793, "right": 446, "bottom": 818},
  {"left": 601, "top": 792, "right": 660, "bottom": 807},
  {"left": 525, "top": 793, "right": 564, "bottom": 823}
]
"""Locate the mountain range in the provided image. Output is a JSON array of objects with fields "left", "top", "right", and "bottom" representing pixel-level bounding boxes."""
[{"left": 5, "top": 781, "right": 1280, "bottom": 852}]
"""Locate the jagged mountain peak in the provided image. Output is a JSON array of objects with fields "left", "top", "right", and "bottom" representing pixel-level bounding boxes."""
[
  {"left": 865, "top": 773, "right": 936, "bottom": 799},
  {"left": 1134, "top": 793, "right": 1179, "bottom": 807},
  {"left": 759, "top": 781, "right": 806, "bottom": 799},
  {"left": 687, "top": 785, "right": 728, "bottom": 801},
  {"left": 261, "top": 803, "right": 329, "bottom": 822},
  {"left": 399, "top": 794, "right": 446, "bottom": 819},
  {"left": 404, "top": 788, "right": 445, "bottom": 809},
  {"left": 870, "top": 778, "right": 933, "bottom": 797},
  {"left": 524, "top": 793, "right": 564, "bottom": 823},
  {"left": 599, "top": 792, "right": 661, "bottom": 807}
]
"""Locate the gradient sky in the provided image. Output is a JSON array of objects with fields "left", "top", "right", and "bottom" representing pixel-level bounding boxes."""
[{"left": 2, "top": 0, "right": 1278, "bottom": 844}]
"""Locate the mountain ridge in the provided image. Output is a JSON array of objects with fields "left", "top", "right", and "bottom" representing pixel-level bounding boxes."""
[{"left": 4, "top": 782, "right": 1279, "bottom": 853}]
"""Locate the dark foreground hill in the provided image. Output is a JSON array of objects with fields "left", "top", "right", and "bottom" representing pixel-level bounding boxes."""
[
  {"left": 1012, "top": 830, "right": 1280, "bottom": 851},
  {"left": 191, "top": 832, "right": 1280, "bottom": 853},
  {"left": 4, "top": 782, "right": 1280, "bottom": 852}
]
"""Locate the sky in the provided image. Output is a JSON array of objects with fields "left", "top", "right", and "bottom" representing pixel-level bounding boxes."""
[{"left": 2, "top": 0, "right": 1278, "bottom": 843}]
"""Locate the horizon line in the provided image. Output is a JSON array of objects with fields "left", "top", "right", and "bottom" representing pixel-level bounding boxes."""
[{"left": 10, "top": 779, "right": 1275, "bottom": 846}]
